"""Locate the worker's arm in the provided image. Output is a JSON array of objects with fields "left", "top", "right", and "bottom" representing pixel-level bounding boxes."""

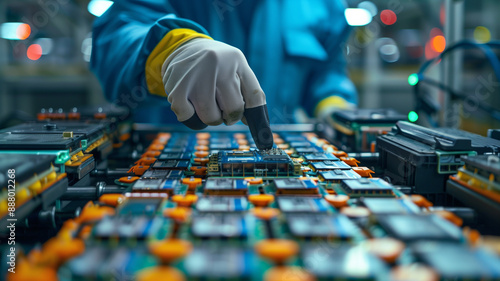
[
  {"left": 301, "top": 1, "right": 358, "bottom": 118},
  {"left": 90, "top": 1, "right": 207, "bottom": 105},
  {"left": 91, "top": 0, "right": 272, "bottom": 149}
]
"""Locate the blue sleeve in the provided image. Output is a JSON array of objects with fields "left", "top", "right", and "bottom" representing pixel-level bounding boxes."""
[
  {"left": 302, "top": 0, "right": 358, "bottom": 114},
  {"left": 90, "top": 0, "right": 210, "bottom": 106}
]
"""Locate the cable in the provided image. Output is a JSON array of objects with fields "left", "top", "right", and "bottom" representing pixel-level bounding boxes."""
[
  {"left": 418, "top": 40, "right": 500, "bottom": 81},
  {"left": 417, "top": 76, "right": 500, "bottom": 122},
  {"left": 412, "top": 40, "right": 500, "bottom": 126}
]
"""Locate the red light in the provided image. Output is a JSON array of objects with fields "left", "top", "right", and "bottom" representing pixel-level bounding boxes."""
[
  {"left": 380, "top": 9, "right": 397, "bottom": 25},
  {"left": 431, "top": 35, "right": 446, "bottom": 53},
  {"left": 27, "top": 44, "right": 42, "bottom": 61},
  {"left": 16, "top": 24, "right": 31, "bottom": 40}
]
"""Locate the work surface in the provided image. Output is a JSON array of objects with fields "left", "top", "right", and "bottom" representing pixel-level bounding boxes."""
[{"left": 1, "top": 119, "right": 500, "bottom": 281}]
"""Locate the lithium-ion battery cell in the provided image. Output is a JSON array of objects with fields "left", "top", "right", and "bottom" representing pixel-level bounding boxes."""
[
  {"left": 191, "top": 213, "right": 247, "bottom": 239},
  {"left": 289, "top": 141, "right": 313, "bottom": 148},
  {"left": 152, "top": 160, "right": 189, "bottom": 169},
  {"left": 132, "top": 178, "right": 165, "bottom": 191},
  {"left": 376, "top": 214, "right": 463, "bottom": 242},
  {"left": 302, "top": 244, "right": 388, "bottom": 279},
  {"left": 277, "top": 197, "right": 329, "bottom": 212},
  {"left": 303, "top": 153, "right": 339, "bottom": 162},
  {"left": 162, "top": 147, "right": 193, "bottom": 153},
  {"left": 286, "top": 213, "right": 357, "bottom": 239},
  {"left": 204, "top": 178, "right": 248, "bottom": 196},
  {"left": 282, "top": 135, "right": 308, "bottom": 142},
  {"left": 92, "top": 216, "right": 163, "bottom": 240},
  {"left": 361, "top": 198, "right": 421, "bottom": 214},
  {"left": 209, "top": 139, "right": 239, "bottom": 150},
  {"left": 411, "top": 241, "right": 500, "bottom": 280},
  {"left": 158, "top": 152, "right": 192, "bottom": 161},
  {"left": 196, "top": 197, "right": 248, "bottom": 212},
  {"left": 167, "top": 170, "right": 185, "bottom": 179},
  {"left": 295, "top": 147, "right": 323, "bottom": 155},
  {"left": 341, "top": 178, "right": 395, "bottom": 197},
  {"left": 319, "top": 169, "right": 361, "bottom": 183},
  {"left": 274, "top": 178, "right": 319, "bottom": 195},
  {"left": 209, "top": 149, "right": 298, "bottom": 177},
  {"left": 184, "top": 247, "right": 252, "bottom": 279},
  {"left": 310, "top": 160, "right": 352, "bottom": 171},
  {"left": 5, "top": 121, "right": 106, "bottom": 144},
  {"left": 132, "top": 178, "right": 183, "bottom": 195},
  {"left": 159, "top": 179, "right": 183, "bottom": 195},
  {"left": 0, "top": 154, "right": 55, "bottom": 186},
  {"left": 0, "top": 131, "right": 86, "bottom": 151},
  {"left": 141, "top": 169, "right": 171, "bottom": 179},
  {"left": 116, "top": 197, "right": 163, "bottom": 217}
]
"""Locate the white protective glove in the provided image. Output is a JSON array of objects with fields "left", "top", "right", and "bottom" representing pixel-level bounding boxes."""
[{"left": 162, "top": 38, "right": 267, "bottom": 128}]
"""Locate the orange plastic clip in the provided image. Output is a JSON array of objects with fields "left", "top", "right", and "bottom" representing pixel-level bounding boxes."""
[
  {"left": 128, "top": 165, "right": 149, "bottom": 176},
  {"left": 194, "top": 151, "right": 209, "bottom": 158},
  {"left": 181, "top": 177, "right": 202, "bottom": 189},
  {"left": 194, "top": 157, "right": 209, "bottom": 166},
  {"left": 352, "top": 167, "right": 374, "bottom": 178},
  {"left": 135, "top": 157, "right": 157, "bottom": 166},
  {"left": 340, "top": 157, "right": 360, "bottom": 167},
  {"left": 190, "top": 166, "right": 207, "bottom": 176}
]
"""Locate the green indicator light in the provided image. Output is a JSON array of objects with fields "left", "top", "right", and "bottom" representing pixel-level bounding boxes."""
[
  {"left": 408, "top": 111, "right": 419, "bottom": 122},
  {"left": 408, "top": 73, "right": 419, "bottom": 86}
]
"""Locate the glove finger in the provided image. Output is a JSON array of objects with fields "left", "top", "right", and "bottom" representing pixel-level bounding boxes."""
[
  {"left": 169, "top": 93, "right": 207, "bottom": 130},
  {"left": 244, "top": 105, "right": 274, "bottom": 150},
  {"left": 237, "top": 63, "right": 266, "bottom": 109},
  {"left": 216, "top": 74, "right": 245, "bottom": 125},
  {"left": 182, "top": 111, "right": 208, "bottom": 130},
  {"left": 190, "top": 92, "right": 223, "bottom": 126},
  {"left": 241, "top": 116, "right": 248, "bottom": 125},
  {"left": 237, "top": 60, "right": 273, "bottom": 150},
  {"left": 168, "top": 92, "right": 196, "bottom": 122}
]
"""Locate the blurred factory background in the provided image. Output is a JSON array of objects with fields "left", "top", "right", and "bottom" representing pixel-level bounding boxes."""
[{"left": 0, "top": 0, "right": 499, "bottom": 134}]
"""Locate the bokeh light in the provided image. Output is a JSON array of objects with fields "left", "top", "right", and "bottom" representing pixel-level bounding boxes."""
[
  {"left": 1, "top": 22, "right": 30, "bottom": 40},
  {"left": 27, "top": 44, "right": 42, "bottom": 61},
  {"left": 408, "top": 73, "right": 419, "bottom": 86},
  {"left": 34, "top": 38, "right": 53, "bottom": 55},
  {"left": 377, "top": 37, "right": 400, "bottom": 63},
  {"left": 344, "top": 8, "right": 373, "bottom": 26},
  {"left": 87, "top": 0, "right": 114, "bottom": 17},
  {"left": 357, "top": 1, "right": 378, "bottom": 17},
  {"left": 380, "top": 10, "right": 397, "bottom": 25},
  {"left": 431, "top": 35, "right": 446, "bottom": 53},
  {"left": 473, "top": 26, "right": 491, "bottom": 43},
  {"left": 16, "top": 24, "right": 31, "bottom": 40},
  {"left": 408, "top": 111, "right": 419, "bottom": 122}
]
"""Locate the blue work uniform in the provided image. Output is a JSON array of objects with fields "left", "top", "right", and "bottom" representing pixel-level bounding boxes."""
[{"left": 91, "top": 0, "right": 357, "bottom": 124}]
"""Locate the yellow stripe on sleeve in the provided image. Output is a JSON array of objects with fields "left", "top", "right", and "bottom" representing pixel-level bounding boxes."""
[
  {"left": 314, "top": 95, "right": 350, "bottom": 117},
  {"left": 145, "top": 28, "right": 212, "bottom": 97}
]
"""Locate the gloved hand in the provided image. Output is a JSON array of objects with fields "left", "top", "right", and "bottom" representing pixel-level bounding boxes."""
[
  {"left": 315, "top": 96, "right": 356, "bottom": 120},
  {"left": 162, "top": 38, "right": 265, "bottom": 128},
  {"left": 161, "top": 38, "right": 274, "bottom": 150}
]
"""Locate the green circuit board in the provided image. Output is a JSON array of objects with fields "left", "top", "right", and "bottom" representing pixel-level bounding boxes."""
[{"left": 9, "top": 129, "right": 500, "bottom": 281}]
